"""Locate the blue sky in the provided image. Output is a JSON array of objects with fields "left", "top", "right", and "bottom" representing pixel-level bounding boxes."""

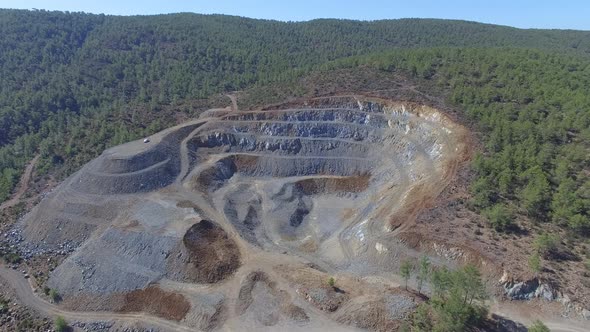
[{"left": 2, "top": 0, "right": 589, "bottom": 30}]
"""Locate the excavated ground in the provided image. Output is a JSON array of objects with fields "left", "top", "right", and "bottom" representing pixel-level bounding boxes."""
[
  {"left": 15, "top": 95, "right": 469, "bottom": 331},
  {"left": 167, "top": 219, "right": 241, "bottom": 284},
  {"left": 119, "top": 285, "right": 191, "bottom": 321}
]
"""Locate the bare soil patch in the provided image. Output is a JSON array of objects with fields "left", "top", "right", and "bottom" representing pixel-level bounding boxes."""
[
  {"left": 170, "top": 220, "right": 241, "bottom": 283},
  {"left": 295, "top": 173, "right": 371, "bottom": 195},
  {"left": 118, "top": 285, "right": 190, "bottom": 321},
  {"left": 236, "top": 271, "right": 309, "bottom": 324},
  {"left": 335, "top": 298, "right": 405, "bottom": 332}
]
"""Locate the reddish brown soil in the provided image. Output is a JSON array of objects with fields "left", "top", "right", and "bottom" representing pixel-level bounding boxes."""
[
  {"left": 119, "top": 285, "right": 190, "bottom": 321},
  {"left": 295, "top": 174, "right": 371, "bottom": 195},
  {"left": 174, "top": 220, "right": 241, "bottom": 283},
  {"left": 193, "top": 168, "right": 217, "bottom": 192},
  {"left": 232, "top": 155, "right": 259, "bottom": 172}
]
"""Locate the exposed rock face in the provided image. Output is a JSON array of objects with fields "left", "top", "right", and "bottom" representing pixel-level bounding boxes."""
[
  {"left": 502, "top": 277, "right": 556, "bottom": 301},
  {"left": 188, "top": 96, "right": 468, "bottom": 264}
]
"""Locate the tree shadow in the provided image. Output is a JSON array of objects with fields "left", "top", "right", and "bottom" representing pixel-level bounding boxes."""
[
  {"left": 484, "top": 314, "right": 528, "bottom": 332},
  {"left": 547, "top": 249, "right": 579, "bottom": 262},
  {"left": 505, "top": 224, "right": 528, "bottom": 236},
  {"left": 333, "top": 286, "right": 346, "bottom": 294}
]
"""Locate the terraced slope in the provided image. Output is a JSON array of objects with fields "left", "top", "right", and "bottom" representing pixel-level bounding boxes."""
[
  {"left": 16, "top": 96, "right": 468, "bottom": 330},
  {"left": 185, "top": 96, "right": 467, "bottom": 267}
]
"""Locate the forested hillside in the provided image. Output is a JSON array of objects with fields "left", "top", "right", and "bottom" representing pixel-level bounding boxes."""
[
  {"left": 328, "top": 48, "right": 590, "bottom": 235},
  {"left": 1, "top": 8, "right": 590, "bottom": 218}
]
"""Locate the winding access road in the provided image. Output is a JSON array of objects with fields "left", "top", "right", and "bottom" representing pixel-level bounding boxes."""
[
  {"left": 0, "top": 265, "right": 195, "bottom": 332},
  {"left": 3, "top": 263, "right": 587, "bottom": 332}
]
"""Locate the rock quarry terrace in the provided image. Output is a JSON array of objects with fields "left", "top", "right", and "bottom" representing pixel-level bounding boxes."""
[{"left": 17, "top": 95, "right": 469, "bottom": 330}]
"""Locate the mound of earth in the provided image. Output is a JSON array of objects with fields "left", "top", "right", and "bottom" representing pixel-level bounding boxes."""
[
  {"left": 15, "top": 95, "right": 469, "bottom": 330},
  {"left": 334, "top": 294, "right": 419, "bottom": 331},
  {"left": 167, "top": 219, "right": 240, "bottom": 283},
  {"left": 118, "top": 285, "right": 191, "bottom": 321},
  {"left": 236, "top": 271, "right": 309, "bottom": 327}
]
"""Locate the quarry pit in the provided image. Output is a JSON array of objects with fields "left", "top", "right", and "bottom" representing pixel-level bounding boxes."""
[{"left": 17, "top": 95, "right": 469, "bottom": 330}]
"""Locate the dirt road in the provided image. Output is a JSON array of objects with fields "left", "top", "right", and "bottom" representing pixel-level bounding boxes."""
[
  {"left": 0, "top": 155, "right": 40, "bottom": 211},
  {"left": 226, "top": 93, "right": 238, "bottom": 112},
  {"left": 0, "top": 265, "right": 196, "bottom": 332},
  {"left": 4, "top": 261, "right": 586, "bottom": 332},
  {"left": 490, "top": 301, "right": 589, "bottom": 332}
]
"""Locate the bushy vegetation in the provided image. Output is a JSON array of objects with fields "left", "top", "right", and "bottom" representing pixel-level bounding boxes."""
[
  {"left": 528, "top": 320, "right": 550, "bottom": 332},
  {"left": 3, "top": 252, "right": 22, "bottom": 264},
  {"left": 0, "top": 295, "right": 8, "bottom": 314},
  {"left": 411, "top": 264, "right": 488, "bottom": 331},
  {"left": 49, "top": 289, "right": 60, "bottom": 303},
  {"left": 416, "top": 256, "right": 430, "bottom": 294},
  {"left": 54, "top": 316, "right": 68, "bottom": 332},
  {"left": 533, "top": 233, "right": 560, "bottom": 257},
  {"left": 528, "top": 252, "right": 542, "bottom": 273},
  {"left": 482, "top": 203, "right": 515, "bottom": 231},
  {"left": 400, "top": 260, "right": 413, "bottom": 290},
  {"left": 397, "top": 256, "right": 487, "bottom": 331},
  {"left": 327, "top": 277, "right": 335, "bottom": 288}
]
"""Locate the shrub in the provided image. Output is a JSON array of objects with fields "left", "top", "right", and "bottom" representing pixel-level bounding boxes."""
[
  {"left": 533, "top": 233, "right": 559, "bottom": 257},
  {"left": 528, "top": 253, "right": 542, "bottom": 273},
  {"left": 417, "top": 256, "right": 430, "bottom": 294},
  {"left": 3, "top": 252, "right": 22, "bottom": 264},
  {"left": 327, "top": 277, "right": 335, "bottom": 288},
  {"left": 528, "top": 320, "right": 550, "bottom": 332},
  {"left": 0, "top": 295, "right": 8, "bottom": 313},
  {"left": 400, "top": 260, "right": 413, "bottom": 290},
  {"left": 54, "top": 316, "right": 68, "bottom": 332},
  {"left": 49, "top": 289, "right": 60, "bottom": 303},
  {"left": 482, "top": 204, "right": 514, "bottom": 231}
]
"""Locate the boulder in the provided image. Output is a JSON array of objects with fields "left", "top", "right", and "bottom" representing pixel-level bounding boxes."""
[{"left": 503, "top": 278, "right": 556, "bottom": 301}]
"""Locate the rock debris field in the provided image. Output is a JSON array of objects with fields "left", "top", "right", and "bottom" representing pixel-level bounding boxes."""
[{"left": 16, "top": 96, "right": 468, "bottom": 331}]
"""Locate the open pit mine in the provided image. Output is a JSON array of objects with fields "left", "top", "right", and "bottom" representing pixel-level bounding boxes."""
[{"left": 17, "top": 95, "right": 468, "bottom": 330}]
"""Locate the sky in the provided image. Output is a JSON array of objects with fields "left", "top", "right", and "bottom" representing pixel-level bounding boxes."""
[{"left": 2, "top": 0, "right": 589, "bottom": 30}]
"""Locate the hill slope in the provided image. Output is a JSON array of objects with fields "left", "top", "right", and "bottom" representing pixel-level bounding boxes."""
[
  {"left": 3, "top": 10, "right": 590, "bottom": 201},
  {"left": 1, "top": 9, "right": 590, "bottom": 331}
]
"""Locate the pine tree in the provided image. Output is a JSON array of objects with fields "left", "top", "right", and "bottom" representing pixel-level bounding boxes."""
[
  {"left": 400, "top": 260, "right": 413, "bottom": 290},
  {"left": 417, "top": 256, "right": 431, "bottom": 294}
]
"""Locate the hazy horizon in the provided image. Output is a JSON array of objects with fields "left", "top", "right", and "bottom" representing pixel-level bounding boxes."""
[{"left": 2, "top": 0, "right": 589, "bottom": 31}]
